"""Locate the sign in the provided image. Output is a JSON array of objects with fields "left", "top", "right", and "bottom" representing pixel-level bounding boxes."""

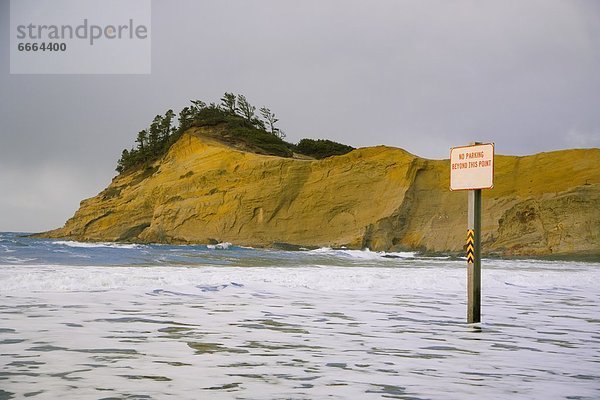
[
  {"left": 450, "top": 143, "right": 494, "bottom": 191},
  {"left": 450, "top": 141, "right": 494, "bottom": 323}
]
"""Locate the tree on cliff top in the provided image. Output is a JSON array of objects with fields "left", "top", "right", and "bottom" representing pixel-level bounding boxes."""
[
  {"left": 115, "top": 93, "right": 355, "bottom": 173},
  {"left": 260, "top": 107, "right": 285, "bottom": 139},
  {"left": 220, "top": 93, "right": 237, "bottom": 114}
]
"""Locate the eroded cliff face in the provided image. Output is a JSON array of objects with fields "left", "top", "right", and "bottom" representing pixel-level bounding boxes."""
[{"left": 42, "top": 128, "right": 600, "bottom": 256}]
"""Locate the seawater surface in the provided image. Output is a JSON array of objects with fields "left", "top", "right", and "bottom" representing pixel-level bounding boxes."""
[{"left": 0, "top": 232, "right": 599, "bottom": 399}]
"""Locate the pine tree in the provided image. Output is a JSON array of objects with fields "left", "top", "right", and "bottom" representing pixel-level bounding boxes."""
[
  {"left": 260, "top": 107, "right": 280, "bottom": 136},
  {"left": 220, "top": 92, "right": 237, "bottom": 114},
  {"left": 160, "top": 109, "right": 175, "bottom": 144},
  {"left": 237, "top": 94, "right": 255, "bottom": 122},
  {"left": 190, "top": 100, "right": 206, "bottom": 115},
  {"left": 116, "top": 149, "right": 130, "bottom": 172},
  {"left": 148, "top": 116, "right": 162, "bottom": 155},
  {"left": 136, "top": 130, "right": 148, "bottom": 151},
  {"left": 177, "top": 107, "right": 192, "bottom": 133}
]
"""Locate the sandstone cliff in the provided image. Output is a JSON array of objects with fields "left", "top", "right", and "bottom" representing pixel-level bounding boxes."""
[{"left": 41, "top": 128, "right": 600, "bottom": 256}]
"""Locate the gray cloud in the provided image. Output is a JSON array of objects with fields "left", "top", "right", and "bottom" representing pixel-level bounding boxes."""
[{"left": 1, "top": 0, "right": 599, "bottom": 231}]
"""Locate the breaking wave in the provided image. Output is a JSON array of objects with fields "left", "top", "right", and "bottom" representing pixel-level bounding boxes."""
[
  {"left": 308, "top": 247, "right": 417, "bottom": 260},
  {"left": 52, "top": 241, "right": 145, "bottom": 249},
  {"left": 206, "top": 242, "right": 232, "bottom": 250}
]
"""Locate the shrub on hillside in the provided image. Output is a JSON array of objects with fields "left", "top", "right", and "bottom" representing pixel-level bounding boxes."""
[{"left": 296, "top": 139, "right": 354, "bottom": 159}]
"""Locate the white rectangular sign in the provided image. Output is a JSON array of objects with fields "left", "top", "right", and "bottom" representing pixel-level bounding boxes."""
[{"left": 450, "top": 143, "right": 494, "bottom": 191}]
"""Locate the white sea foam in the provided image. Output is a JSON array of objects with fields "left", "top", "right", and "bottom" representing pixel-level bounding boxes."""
[
  {"left": 2, "top": 256, "right": 599, "bottom": 399},
  {"left": 0, "top": 256, "right": 37, "bottom": 264},
  {"left": 1, "top": 261, "right": 598, "bottom": 294},
  {"left": 207, "top": 242, "right": 232, "bottom": 250},
  {"left": 1, "top": 245, "right": 15, "bottom": 253},
  {"left": 308, "top": 247, "right": 416, "bottom": 260},
  {"left": 52, "top": 240, "right": 145, "bottom": 249},
  {"left": 0, "top": 264, "right": 444, "bottom": 292}
]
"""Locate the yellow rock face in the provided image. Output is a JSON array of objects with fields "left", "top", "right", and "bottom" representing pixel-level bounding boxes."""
[{"left": 41, "top": 128, "right": 600, "bottom": 256}]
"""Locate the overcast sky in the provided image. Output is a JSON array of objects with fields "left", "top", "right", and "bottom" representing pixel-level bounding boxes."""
[{"left": 1, "top": 0, "right": 599, "bottom": 232}]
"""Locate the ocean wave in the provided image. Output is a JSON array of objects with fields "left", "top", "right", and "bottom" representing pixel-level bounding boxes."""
[
  {"left": 2, "top": 262, "right": 597, "bottom": 293},
  {"left": 207, "top": 242, "right": 232, "bottom": 250},
  {"left": 0, "top": 256, "right": 38, "bottom": 264},
  {"left": 1, "top": 245, "right": 16, "bottom": 253},
  {"left": 0, "top": 264, "right": 459, "bottom": 293},
  {"left": 307, "top": 247, "right": 416, "bottom": 260},
  {"left": 52, "top": 241, "right": 145, "bottom": 249}
]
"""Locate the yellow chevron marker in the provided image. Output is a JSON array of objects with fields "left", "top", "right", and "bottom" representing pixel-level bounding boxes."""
[{"left": 466, "top": 229, "right": 475, "bottom": 263}]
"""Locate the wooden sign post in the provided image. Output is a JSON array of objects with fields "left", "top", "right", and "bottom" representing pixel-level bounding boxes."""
[{"left": 450, "top": 142, "right": 494, "bottom": 323}]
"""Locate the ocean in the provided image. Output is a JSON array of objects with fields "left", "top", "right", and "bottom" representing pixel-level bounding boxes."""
[{"left": 0, "top": 232, "right": 598, "bottom": 399}]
